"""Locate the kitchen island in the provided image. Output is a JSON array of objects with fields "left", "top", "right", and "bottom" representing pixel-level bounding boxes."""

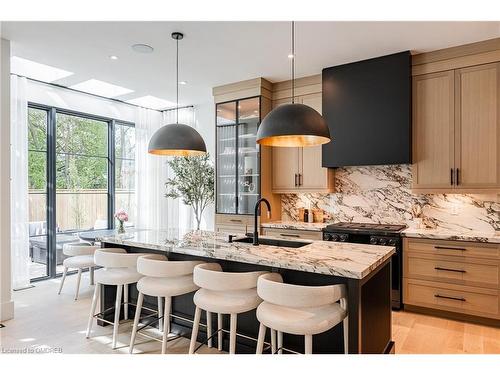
[{"left": 100, "top": 229, "right": 395, "bottom": 354}]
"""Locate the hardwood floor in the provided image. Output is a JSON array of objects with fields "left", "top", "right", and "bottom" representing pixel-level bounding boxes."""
[
  {"left": 1, "top": 273, "right": 500, "bottom": 354},
  {"left": 392, "top": 310, "right": 500, "bottom": 354}
]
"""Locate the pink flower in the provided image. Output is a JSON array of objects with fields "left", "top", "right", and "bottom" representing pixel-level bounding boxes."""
[{"left": 114, "top": 209, "right": 129, "bottom": 222}]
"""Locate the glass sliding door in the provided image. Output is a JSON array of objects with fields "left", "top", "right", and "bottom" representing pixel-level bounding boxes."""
[
  {"left": 54, "top": 112, "right": 109, "bottom": 274},
  {"left": 28, "top": 107, "right": 49, "bottom": 279},
  {"left": 115, "top": 123, "right": 136, "bottom": 226},
  {"left": 26, "top": 103, "right": 134, "bottom": 282}
]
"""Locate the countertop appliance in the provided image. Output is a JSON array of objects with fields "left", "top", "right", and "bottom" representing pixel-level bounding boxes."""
[
  {"left": 321, "top": 51, "right": 411, "bottom": 167},
  {"left": 323, "top": 222, "right": 406, "bottom": 310}
]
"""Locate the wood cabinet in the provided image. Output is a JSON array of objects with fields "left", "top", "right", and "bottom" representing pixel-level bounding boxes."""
[
  {"left": 261, "top": 227, "right": 323, "bottom": 241},
  {"left": 271, "top": 93, "right": 334, "bottom": 193},
  {"left": 412, "top": 62, "right": 500, "bottom": 192},
  {"left": 213, "top": 78, "right": 281, "bottom": 234},
  {"left": 403, "top": 238, "right": 500, "bottom": 321},
  {"left": 215, "top": 214, "right": 254, "bottom": 235}
]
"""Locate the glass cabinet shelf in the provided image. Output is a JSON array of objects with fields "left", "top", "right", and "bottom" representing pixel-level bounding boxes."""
[{"left": 216, "top": 97, "right": 261, "bottom": 215}]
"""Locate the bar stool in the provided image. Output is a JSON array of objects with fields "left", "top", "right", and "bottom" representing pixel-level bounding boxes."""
[
  {"left": 86, "top": 248, "right": 148, "bottom": 349},
  {"left": 255, "top": 273, "right": 348, "bottom": 354},
  {"left": 129, "top": 254, "right": 206, "bottom": 354},
  {"left": 58, "top": 243, "right": 98, "bottom": 300},
  {"left": 189, "top": 263, "right": 268, "bottom": 354}
]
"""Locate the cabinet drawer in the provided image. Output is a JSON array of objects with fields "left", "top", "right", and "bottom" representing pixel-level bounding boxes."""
[
  {"left": 406, "top": 254, "right": 499, "bottom": 288},
  {"left": 261, "top": 227, "right": 322, "bottom": 240},
  {"left": 215, "top": 224, "right": 248, "bottom": 235},
  {"left": 404, "top": 278, "right": 499, "bottom": 317},
  {"left": 405, "top": 238, "right": 500, "bottom": 260},
  {"left": 216, "top": 214, "right": 254, "bottom": 227}
]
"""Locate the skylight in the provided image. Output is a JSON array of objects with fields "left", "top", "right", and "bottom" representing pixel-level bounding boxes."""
[
  {"left": 126, "top": 96, "right": 176, "bottom": 110},
  {"left": 71, "top": 79, "right": 134, "bottom": 98},
  {"left": 11, "top": 56, "right": 74, "bottom": 82}
]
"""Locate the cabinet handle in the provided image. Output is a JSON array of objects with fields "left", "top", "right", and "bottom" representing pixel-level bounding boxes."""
[
  {"left": 299, "top": 173, "right": 303, "bottom": 186},
  {"left": 434, "top": 266, "right": 466, "bottom": 273},
  {"left": 450, "top": 168, "right": 454, "bottom": 185},
  {"left": 294, "top": 174, "right": 298, "bottom": 187},
  {"left": 434, "top": 246, "right": 466, "bottom": 251},
  {"left": 230, "top": 219, "right": 242, "bottom": 223},
  {"left": 279, "top": 233, "right": 301, "bottom": 238},
  {"left": 434, "top": 294, "right": 466, "bottom": 302},
  {"left": 456, "top": 168, "right": 460, "bottom": 185}
]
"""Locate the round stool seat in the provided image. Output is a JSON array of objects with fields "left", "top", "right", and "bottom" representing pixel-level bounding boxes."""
[
  {"left": 94, "top": 267, "right": 142, "bottom": 286},
  {"left": 194, "top": 288, "right": 261, "bottom": 314},
  {"left": 63, "top": 254, "right": 95, "bottom": 269},
  {"left": 256, "top": 301, "right": 347, "bottom": 336},
  {"left": 137, "top": 275, "right": 199, "bottom": 297}
]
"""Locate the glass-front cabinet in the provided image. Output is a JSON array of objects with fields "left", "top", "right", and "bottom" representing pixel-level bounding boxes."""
[{"left": 216, "top": 97, "right": 260, "bottom": 215}]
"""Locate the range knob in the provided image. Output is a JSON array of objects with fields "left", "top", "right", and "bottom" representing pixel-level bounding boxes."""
[
  {"left": 331, "top": 234, "right": 340, "bottom": 242},
  {"left": 388, "top": 239, "right": 396, "bottom": 246},
  {"left": 369, "top": 237, "right": 378, "bottom": 245},
  {"left": 324, "top": 234, "right": 332, "bottom": 241},
  {"left": 378, "top": 238, "right": 387, "bottom": 246},
  {"left": 339, "top": 234, "right": 348, "bottom": 242}
]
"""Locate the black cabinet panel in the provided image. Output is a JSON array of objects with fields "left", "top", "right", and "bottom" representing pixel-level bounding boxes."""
[{"left": 322, "top": 51, "right": 411, "bottom": 167}]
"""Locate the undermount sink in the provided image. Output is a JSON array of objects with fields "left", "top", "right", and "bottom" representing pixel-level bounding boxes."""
[{"left": 233, "top": 236, "right": 309, "bottom": 248}]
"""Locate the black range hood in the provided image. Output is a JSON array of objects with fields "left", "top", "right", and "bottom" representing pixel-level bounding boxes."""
[{"left": 322, "top": 51, "right": 411, "bottom": 168}]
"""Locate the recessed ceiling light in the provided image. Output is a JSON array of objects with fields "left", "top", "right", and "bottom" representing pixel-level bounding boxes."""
[
  {"left": 127, "top": 95, "right": 176, "bottom": 110},
  {"left": 11, "top": 56, "right": 73, "bottom": 82},
  {"left": 288, "top": 54, "right": 295, "bottom": 59},
  {"left": 179, "top": 81, "right": 187, "bottom": 85},
  {"left": 71, "top": 79, "right": 133, "bottom": 98},
  {"left": 132, "top": 44, "right": 154, "bottom": 54},
  {"left": 109, "top": 55, "right": 119, "bottom": 60}
]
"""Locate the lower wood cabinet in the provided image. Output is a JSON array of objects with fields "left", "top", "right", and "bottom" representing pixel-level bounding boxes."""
[
  {"left": 403, "top": 238, "right": 500, "bottom": 320},
  {"left": 261, "top": 227, "right": 323, "bottom": 241},
  {"left": 215, "top": 214, "right": 254, "bottom": 235}
]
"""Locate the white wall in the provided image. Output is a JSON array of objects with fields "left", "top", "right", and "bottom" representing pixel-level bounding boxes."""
[{"left": 0, "top": 36, "right": 14, "bottom": 321}]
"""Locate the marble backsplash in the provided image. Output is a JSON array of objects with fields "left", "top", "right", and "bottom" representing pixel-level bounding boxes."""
[{"left": 281, "top": 165, "right": 500, "bottom": 233}]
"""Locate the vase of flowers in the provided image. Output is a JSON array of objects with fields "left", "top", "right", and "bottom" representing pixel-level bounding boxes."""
[{"left": 115, "top": 209, "right": 128, "bottom": 234}]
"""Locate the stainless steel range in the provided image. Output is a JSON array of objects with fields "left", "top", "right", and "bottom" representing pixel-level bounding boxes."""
[{"left": 323, "top": 222, "right": 406, "bottom": 310}]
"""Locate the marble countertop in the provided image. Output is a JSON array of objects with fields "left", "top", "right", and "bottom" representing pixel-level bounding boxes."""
[
  {"left": 261, "top": 220, "right": 500, "bottom": 244},
  {"left": 402, "top": 227, "right": 500, "bottom": 244},
  {"left": 261, "top": 221, "right": 328, "bottom": 231},
  {"left": 101, "top": 229, "right": 395, "bottom": 279}
]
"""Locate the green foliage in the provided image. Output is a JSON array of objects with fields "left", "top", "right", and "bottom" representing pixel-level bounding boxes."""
[{"left": 165, "top": 154, "right": 215, "bottom": 230}]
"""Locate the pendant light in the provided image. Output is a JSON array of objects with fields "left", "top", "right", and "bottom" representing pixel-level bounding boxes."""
[
  {"left": 148, "top": 32, "right": 207, "bottom": 156},
  {"left": 257, "top": 22, "right": 331, "bottom": 147}
]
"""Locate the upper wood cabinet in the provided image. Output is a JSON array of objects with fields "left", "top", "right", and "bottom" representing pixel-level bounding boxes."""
[
  {"left": 271, "top": 93, "right": 334, "bottom": 193},
  {"left": 455, "top": 63, "right": 500, "bottom": 189},
  {"left": 412, "top": 62, "right": 500, "bottom": 192}
]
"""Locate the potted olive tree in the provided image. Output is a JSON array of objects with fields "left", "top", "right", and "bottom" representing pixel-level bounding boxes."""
[{"left": 165, "top": 154, "right": 215, "bottom": 230}]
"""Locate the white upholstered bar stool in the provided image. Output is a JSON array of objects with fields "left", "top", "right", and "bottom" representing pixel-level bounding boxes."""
[
  {"left": 58, "top": 243, "right": 98, "bottom": 300},
  {"left": 255, "top": 273, "right": 348, "bottom": 354},
  {"left": 129, "top": 254, "right": 206, "bottom": 354},
  {"left": 86, "top": 248, "right": 148, "bottom": 349},
  {"left": 189, "top": 263, "right": 268, "bottom": 354}
]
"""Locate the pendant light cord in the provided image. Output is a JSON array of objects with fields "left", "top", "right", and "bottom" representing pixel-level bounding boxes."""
[
  {"left": 291, "top": 21, "right": 295, "bottom": 104},
  {"left": 176, "top": 36, "right": 179, "bottom": 124}
]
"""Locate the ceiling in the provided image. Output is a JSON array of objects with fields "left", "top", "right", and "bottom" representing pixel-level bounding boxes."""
[{"left": 2, "top": 21, "right": 500, "bottom": 108}]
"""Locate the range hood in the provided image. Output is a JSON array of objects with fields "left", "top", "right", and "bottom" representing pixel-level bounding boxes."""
[{"left": 321, "top": 51, "right": 411, "bottom": 168}]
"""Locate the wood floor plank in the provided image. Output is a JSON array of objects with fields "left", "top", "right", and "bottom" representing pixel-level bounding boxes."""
[{"left": 2, "top": 275, "right": 500, "bottom": 354}]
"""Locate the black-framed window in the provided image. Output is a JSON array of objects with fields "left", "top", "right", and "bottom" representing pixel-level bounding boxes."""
[{"left": 27, "top": 103, "right": 135, "bottom": 281}]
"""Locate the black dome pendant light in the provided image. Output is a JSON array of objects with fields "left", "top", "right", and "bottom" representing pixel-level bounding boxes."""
[
  {"left": 257, "top": 22, "right": 331, "bottom": 147},
  {"left": 148, "top": 32, "right": 207, "bottom": 156}
]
